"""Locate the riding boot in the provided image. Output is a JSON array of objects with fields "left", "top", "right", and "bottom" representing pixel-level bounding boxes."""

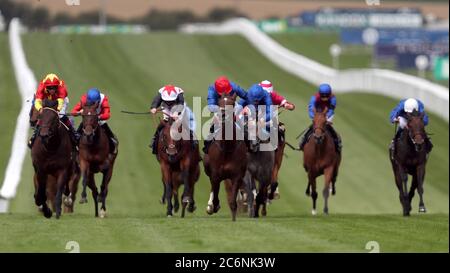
[
  {"left": 278, "top": 122, "right": 286, "bottom": 143},
  {"left": 101, "top": 123, "right": 118, "bottom": 154},
  {"left": 327, "top": 125, "right": 342, "bottom": 153},
  {"left": 60, "top": 115, "right": 79, "bottom": 149},
  {"left": 190, "top": 130, "right": 198, "bottom": 150},
  {"left": 299, "top": 125, "right": 313, "bottom": 151},
  {"left": 151, "top": 123, "right": 164, "bottom": 154},
  {"left": 76, "top": 123, "right": 83, "bottom": 145},
  {"left": 389, "top": 128, "right": 403, "bottom": 160},
  {"left": 203, "top": 123, "right": 215, "bottom": 154}
]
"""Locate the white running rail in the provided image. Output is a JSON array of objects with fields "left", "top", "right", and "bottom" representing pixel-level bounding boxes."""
[
  {"left": 0, "top": 19, "right": 37, "bottom": 212},
  {"left": 180, "top": 18, "right": 449, "bottom": 121}
]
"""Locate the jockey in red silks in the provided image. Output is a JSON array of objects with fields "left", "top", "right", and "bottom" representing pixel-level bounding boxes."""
[
  {"left": 28, "top": 73, "right": 77, "bottom": 148},
  {"left": 299, "top": 83, "right": 342, "bottom": 153},
  {"left": 71, "top": 88, "right": 118, "bottom": 154},
  {"left": 259, "top": 80, "right": 295, "bottom": 142},
  {"left": 259, "top": 80, "right": 295, "bottom": 111}
]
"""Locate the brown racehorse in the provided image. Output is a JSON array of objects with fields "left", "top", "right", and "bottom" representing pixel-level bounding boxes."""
[
  {"left": 156, "top": 115, "right": 200, "bottom": 217},
  {"left": 31, "top": 100, "right": 76, "bottom": 219},
  {"left": 390, "top": 111, "right": 431, "bottom": 216},
  {"left": 302, "top": 107, "right": 341, "bottom": 215},
  {"left": 78, "top": 102, "right": 118, "bottom": 218},
  {"left": 268, "top": 122, "right": 286, "bottom": 201},
  {"left": 203, "top": 93, "right": 248, "bottom": 221}
]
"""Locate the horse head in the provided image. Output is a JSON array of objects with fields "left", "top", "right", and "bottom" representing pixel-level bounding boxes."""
[
  {"left": 81, "top": 102, "right": 100, "bottom": 144},
  {"left": 160, "top": 116, "right": 183, "bottom": 163},
  {"left": 38, "top": 100, "right": 60, "bottom": 145},
  {"left": 407, "top": 111, "right": 426, "bottom": 152},
  {"left": 312, "top": 107, "right": 328, "bottom": 145},
  {"left": 218, "top": 92, "right": 237, "bottom": 122}
]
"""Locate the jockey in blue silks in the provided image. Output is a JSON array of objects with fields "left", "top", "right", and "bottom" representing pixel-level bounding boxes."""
[
  {"left": 299, "top": 83, "right": 342, "bottom": 153},
  {"left": 236, "top": 83, "right": 273, "bottom": 131},
  {"left": 389, "top": 98, "right": 432, "bottom": 155}
]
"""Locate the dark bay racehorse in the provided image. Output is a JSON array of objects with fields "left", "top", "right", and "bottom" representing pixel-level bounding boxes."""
[
  {"left": 156, "top": 116, "right": 200, "bottom": 217},
  {"left": 242, "top": 116, "right": 275, "bottom": 218},
  {"left": 203, "top": 93, "right": 248, "bottom": 221},
  {"left": 301, "top": 107, "right": 341, "bottom": 215},
  {"left": 390, "top": 111, "right": 431, "bottom": 216},
  {"left": 78, "top": 103, "right": 118, "bottom": 218},
  {"left": 31, "top": 100, "right": 76, "bottom": 219}
]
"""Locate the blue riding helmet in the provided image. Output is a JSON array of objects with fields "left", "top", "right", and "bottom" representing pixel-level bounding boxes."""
[
  {"left": 318, "top": 83, "right": 332, "bottom": 96},
  {"left": 87, "top": 88, "right": 101, "bottom": 103},
  {"left": 248, "top": 84, "right": 266, "bottom": 103}
]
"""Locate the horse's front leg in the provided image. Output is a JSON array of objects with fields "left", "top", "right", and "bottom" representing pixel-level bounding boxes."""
[
  {"left": 308, "top": 172, "right": 318, "bottom": 216},
  {"left": 161, "top": 163, "right": 173, "bottom": 217},
  {"left": 206, "top": 176, "right": 221, "bottom": 215},
  {"left": 394, "top": 164, "right": 410, "bottom": 216},
  {"left": 86, "top": 171, "right": 99, "bottom": 217},
  {"left": 99, "top": 166, "right": 113, "bottom": 218},
  {"left": 79, "top": 161, "right": 89, "bottom": 204},
  {"left": 35, "top": 171, "right": 52, "bottom": 218},
  {"left": 55, "top": 169, "right": 69, "bottom": 219},
  {"left": 416, "top": 164, "right": 427, "bottom": 213},
  {"left": 225, "top": 178, "right": 240, "bottom": 221},
  {"left": 322, "top": 166, "right": 334, "bottom": 215}
]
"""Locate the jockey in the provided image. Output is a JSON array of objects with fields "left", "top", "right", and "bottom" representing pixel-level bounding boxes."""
[
  {"left": 149, "top": 84, "right": 196, "bottom": 155},
  {"left": 28, "top": 73, "right": 77, "bottom": 148},
  {"left": 299, "top": 83, "right": 342, "bottom": 153},
  {"left": 259, "top": 80, "right": 295, "bottom": 142},
  {"left": 259, "top": 80, "right": 295, "bottom": 111},
  {"left": 203, "top": 76, "right": 248, "bottom": 154},
  {"left": 237, "top": 83, "right": 273, "bottom": 131},
  {"left": 71, "top": 88, "right": 118, "bottom": 154},
  {"left": 389, "top": 98, "right": 432, "bottom": 154}
]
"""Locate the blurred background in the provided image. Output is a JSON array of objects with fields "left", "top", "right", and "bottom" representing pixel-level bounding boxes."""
[
  {"left": 1, "top": 0, "right": 448, "bottom": 85},
  {"left": 0, "top": 0, "right": 448, "bottom": 252}
]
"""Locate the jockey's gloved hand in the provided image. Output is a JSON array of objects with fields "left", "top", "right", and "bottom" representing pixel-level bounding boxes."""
[
  {"left": 150, "top": 108, "right": 157, "bottom": 114},
  {"left": 285, "top": 102, "right": 295, "bottom": 110}
]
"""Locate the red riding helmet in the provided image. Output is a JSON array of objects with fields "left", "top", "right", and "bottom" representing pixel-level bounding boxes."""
[{"left": 214, "top": 76, "right": 232, "bottom": 95}]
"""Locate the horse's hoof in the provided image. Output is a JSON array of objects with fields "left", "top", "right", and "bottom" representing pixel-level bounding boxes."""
[
  {"left": 323, "top": 208, "right": 329, "bottom": 215},
  {"left": 403, "top": 211, "right": 410, "bottom": 217},
  {"left": 63, "top": 196, "right": 73, "bottom": 207},
  {"left": 99, "top": 209, "right": 106, "bottom": 218},
  {"left": 188, "top": 204, "right": 196, "bottom": 213},
  {"left": 206, "top": 205, "right": 214, "bottom": 215},
  {"left": 79, "top": 197, "right": 88, "bottom": 204},
  {"left": 311, "top": 209, "right": 317, "bottom": 216},
  {"left": 213, "top": 204, "right": 221, "bottom": 213},
  {"left": 167, "top": 214, "right": 173, "bottom": 218},
  {"left": 43, "top": 208, "right": 52, "bottom": 219},
  {"left": 419, "top": 207, "right": 427, "bottom": 213},
  {"left": 38, "top": 205, "right": 43, "bottom": 212},
  {"left": 274, "top": 192, "right": 280, "bottom": 200}
]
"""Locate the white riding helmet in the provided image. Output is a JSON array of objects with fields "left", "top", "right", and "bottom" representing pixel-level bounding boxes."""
[
  {"left": 404, "top": 98, "right": 419, "bottom": 113},
  {"left": 159, "top": 85, "right": 183, "bottom": 101},
  {"left": 259, "top": 80, "right": 273, "bottom": 93}
]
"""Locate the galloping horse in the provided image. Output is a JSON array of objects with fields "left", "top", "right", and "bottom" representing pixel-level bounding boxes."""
[
  {"left": 156, "top": 115, "right": 200, "bottom": 217},
  {"left": 390, "top": 111, "right": 431, "bottom": 216},
  {"left": 242, "top": 114, "right": 275, "bottom": 218},
  {"left": 268, "top": 122, "right": 286, "bottom": 201},
  {"left": 203, "top": 93, "right": 248, "bottom": 221},
  {"left": 301, "top": 107, "right": 341, "bottom": 215},
  {"left": 31, "top": 100, "right": 77, "bottom": 218},
  {"left": 78, "top": 102, "right": 118, "bottom": 218}
]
